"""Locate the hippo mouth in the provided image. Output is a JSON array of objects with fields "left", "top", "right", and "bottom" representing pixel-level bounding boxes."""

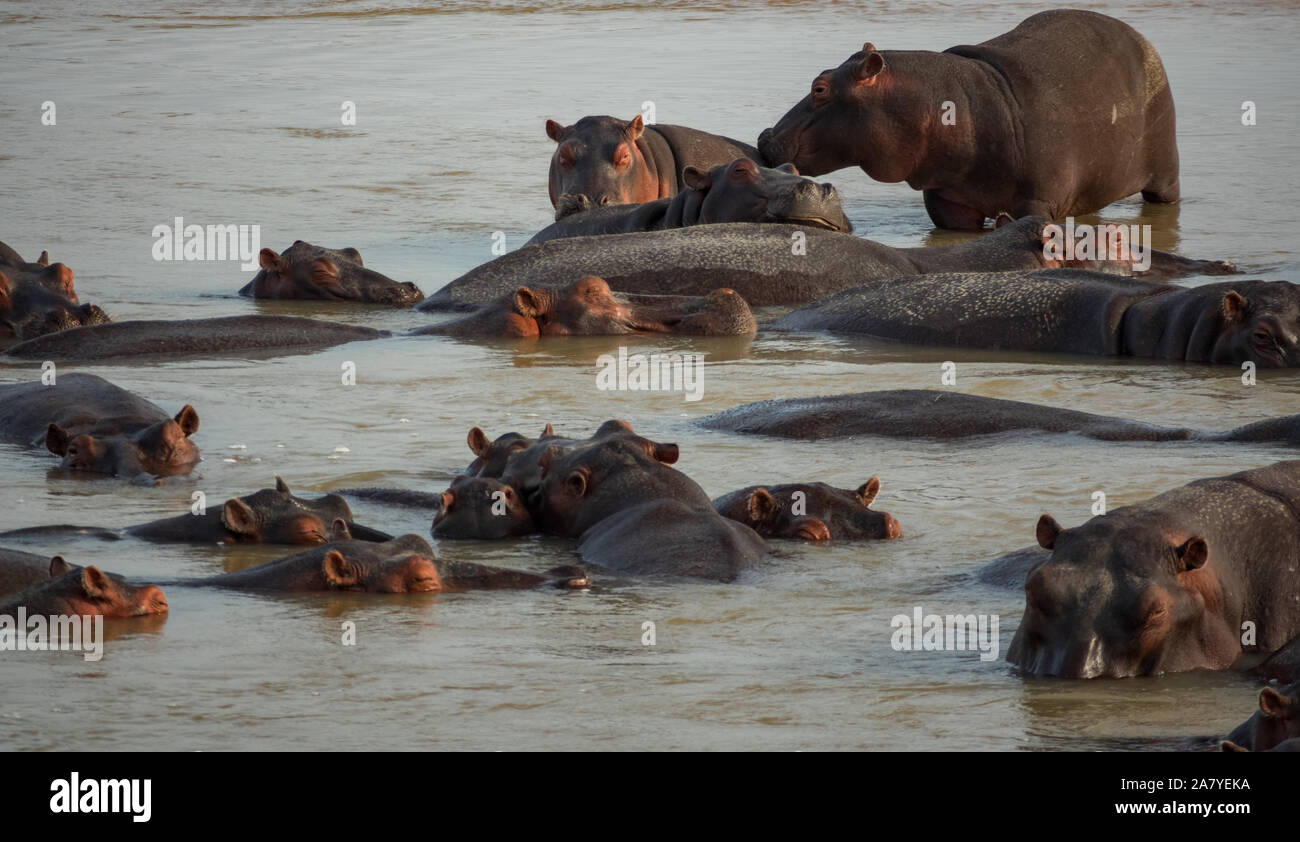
[{"left": 767, "top": 213, "right": 851, "bottom": 233}]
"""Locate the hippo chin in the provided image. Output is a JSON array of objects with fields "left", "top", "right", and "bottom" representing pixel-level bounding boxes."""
[
  {"left": 712, "top": 479, "right": 902, "bottom": 541},
  {"left": 546, "top": 114, "right": 761, "bottom": 217},
  {"left": 758, "top": 10, "right": 1179, "bottom": 228},
  {"left": 528, "top": 159, "right": 850, "bottom": 245},
  {"left": 1006, "top": 461, "right": 1300, "bottom": 678},
  {"left": 416, "top": 275, "right": 755, "bottom": 337},
  {"left": 240, "top": 241, "right": 423, "bottom": 305},
  {"left": 0, "top": 242, "right": 109, "bottom": 344}
]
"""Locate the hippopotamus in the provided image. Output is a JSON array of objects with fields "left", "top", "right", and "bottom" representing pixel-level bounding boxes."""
[
  {"left": 0, "top": 548, "right": 61, "bottom": 596},
  {"left": 775, "top": 269, "right": 1300, "bottom": 368},
  {"left": 0, "top": 243, "right": 109, "bottom": 344},
  {"left": 546, "top": 115, "right": 762, "bottom": 218},
  {"left": 0, "top": 559, "right": 167, "bottom": 618},
  {"left": 701, "top": 390, "right": 1300, "bottom": 445},
  {"left": 1006, "top": 461, "right": 1300, "bottom": 678},
  {"left": 1221, "top": 682, "right": 1300, "bottom": 753},
  {"left": 193, "top": 534, "right": 587, "bottom": 592},
  {"left": 417, "top": 216, "right": 1148, "bottom": 312},
  {"left": 534, "top": 437, "right": 768, "bottom": 581},
  {"left": 491, "top": 419, "right": 680, "bottom": 498},
  {"left": 430, "top": 475, "right": 535, "bottom": 540},
  {"left": 0, "top": 373, "right": 201, "bottom": 480},
  {"left": 757, "top": 10, "right": 1180, "bottom": 229},
  {"left": 0, "top": 477, "right": 391, "bottom": 545},
  {"left": 529, "top": 159, "right": 850, "bottom": 245},
  {"left": 415, "top": 276, "right": 756, "bottom": 337},
  {"left": 1221, "top": 737, "right": 1300, "bottom": 752},
  {"left": 1, "top": 315, "right": 386, "bottom": 362},
  {"left": 239, "top": 241, "right": 423, "bottom": 304},
  {"left": 712, "top": 479, "right": 902, "bottom": 541}
]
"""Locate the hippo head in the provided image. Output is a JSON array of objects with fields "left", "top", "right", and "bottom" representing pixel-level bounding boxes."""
[
  {"left": 251, "top": 242, "right": 423, "bottom": 304},
  {"left": 431, "top": 475, "right": 535, "bottom": 540},
  {"left": 320, "top": 542, "right": 442, "bottom": 593},
  {"left": 1006, "top": 512, "right": 1239, "bottom": 678},
  {"left": 219, "top": 477, "right": 357, "bottom": 545},
  {"left": 720, "top": 479, "right": 902, "bottom": 541},
  {"left": 0, "top": 267, "right": 110, "bottom": 341},
  {"left": 465, "top": 423, "right": 554, "bottom": 477},
  {"left": 1210, "top": 283, "right": 1300, "bottom": 368},
  {"left": 505, "top": 276, "right": 756, "bottom": 337},
  {"left": 499, "top": 419, "right": 678, "bottom": 500},
  {"left": 759, "top": 44, "right": 912, "bottom": 182},
  {"left": 45, "top": 558, "right": 169, "bottom": 617},
  {"left": 46, "top": 405, "right": 201, "bottom": 479},
  {"left": 546, "top": 115, "right": 661, "bottom": 218},
  {"left": 681, "top": 158, "right": 852, "bottom": 233},
  {"left": 1223, "top": 682, "right": 1300, "bottom": 753}
]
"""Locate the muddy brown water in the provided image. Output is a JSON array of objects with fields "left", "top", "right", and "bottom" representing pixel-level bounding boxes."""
[{"left": 0, "top": 0, "right": 1296, "bottom": 750}]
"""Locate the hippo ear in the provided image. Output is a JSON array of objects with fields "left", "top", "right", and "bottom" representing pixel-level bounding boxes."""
[
  {"left": 439, "top": 490, "right": 455, "bottom": 513},
  {"left": 173, "top": 405, "right": 200, "bottom": 437},
  {"left": 852, "top": 50, "right": 886, "bottom": 84},
  {"left": 340, "top": 247, "right": 363, "bottom": 266},
  {"left": 651, "top": 442, "right": 679, "bottom": 465},
  {"left": 467, "top": 426, "right": 490, "bottom": 457},
  {"left": 545, "top": 119, "right": 567, "bottom": 142},
  {"left": 1259, "top": 686, "right": 1296, "bottom": 720},
  {"left": 275, "top": 475, "right": 291, "bottom": 494},
  {"left": 0, "top": 272, "right": 10, "bottom": 307},
  {"left": 321, "top": 550, "right": 360, "bottom": 588},
  {"left": 1035, "top": 514, "right": 1063, "bottom": 550},
  {"left": 80, "top": 565, "right": 109, "bottom": 599},
  {"left": 564, "top": 469, "right": 589, "bottom": 498},
  {"left": 541, "top": 422, "right": 556, "bottom": 438},
  {"left": 1222, "top": 291, "right": 1247, "bottom": 322},
  {"left": 747, "top": 488, "right": 778, "bottom": 525},
  {"left": 682, "top": 166, "right": 713, "bottom": 191},
  {"left": 776, "top": 163, "right": 800, "bottom": 175},
  {"left": 37, "top": 250, "right": 50, "bottom": 267},
  {"left": 514, "top": 287, "right": 543, "bottom": 318},
  {"left": 45, "top": 423, "right": 71, "bottom": 456},
  {"left": 626, "top": 114, "right": 645, "bottom": 141},
  {"left": 221, "top": 498, "right": 260, "bottom": 537},
  {"left": 258, "top": 248, "right": 285, "bottom": 274},
  {"left": 1175, "top": 536, "right": 1209, "bottom": 571},
  {"left": 1220, "top": 740, "right": 1250, "bottom": 752},
  {"left": 863, "top": 42, "right": 877, "bottom": 52},
  {"left": 331, "top": 518, "right": 352, "bottom": 541},
  {"left": 48, "top": 556, "right": 71, "bottom": 577},
  {"left": 857, "top": 477, "right": 881, "bottom": 507}
]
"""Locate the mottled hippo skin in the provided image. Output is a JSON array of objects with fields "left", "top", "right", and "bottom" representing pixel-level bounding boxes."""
[
  {"left": 240, "top": 241, "right": 423, "bottom": 304},
  {"left": 1, "top": 315, "right": 386, "bottom": 362},
  {"left": 757, "top": 10, "right": 1180, "bottom": 228},
  {"left": 1006, "top": 461, "right": 1300, "bottom": 678},
  {"left": 529, "top": 159, "right": 850, "bottom": 245},
  {"left": 0, "top": 242, "right": 109, "bottom": 344},
  {"left": 0, "top": 373, "right": 200, "bottom": 479},
  {"left": 546, "top": 115, "right": 761, "bottom": 218},
  {"left": 0, "top": 559, "right": 167, "bottom": 618},
  {"left": 713, "top": 479, "right": 902, "bottom": 541},
  {"left": 700, "top": 390, "right": 1300, "bottom": 445},
  {"left": 776, "top": 269, "right": 1300, "bottom": 367},
  {"left": 535, "top": 437, "right": 768, "bottom": 581},
  {"left": 194, "top": 534, "right": 587, "bottom": 592},
  {"left": 419, "top": 216, "right": 1128, "bottom": 311},
  {"left": 1222, "top": 682, "right": 1300, "bottom": 752},
  {"left": 418, "top": 276, "right": 756, "bottom": 337}
]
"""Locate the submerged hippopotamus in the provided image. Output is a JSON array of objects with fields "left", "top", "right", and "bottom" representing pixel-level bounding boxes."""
[
  {"left": 776, "top": 269, "right": 1300, "bottom": 367},
  {"left": 757, "top": 10, "right": 1180, "bottom": 229},
  {"left": 529, "top": 159, "right": 850, "bottom": 245},
  {"left": 0, "top": 242, "right": 109, "bottom": 343},
  {"left": 1, "top": 315, "right": 386, "bottom": 362},
  {"left": 0, "top": 373, "right": 201, "bottom": 480},
  {"left": 546, "top": 115, "right": 761, "bottom": 218},
  {"left": 194, "top": 534, "right": 586, "bottom": 592},
  {"left": 487, "top": 419, "right": 679, "bottom": 497},
  {"left": 1006, "top": 461, "right": 1300, "bottom": 678},
  {"left": 0, "top": 548, "right": 61, "bottom": 596},
  {"left": 712, "top": 479, "right": 902, "bottom": 541},
  {"left": 240, "top": 241, "right": 423, "bottom": 304},
  {"left": 534, "top": 437, "right": 768, "bottom": 581},
  {"left": 0, "top": 558, "right": 168, "bottom": 618},
  {"left": 700, "top": 390, "right": 1300, "bottom": 446},
  {"left": 416, "top": 276, "right": 756, "bottom": 337},
  {"left": 1222, "top": 682, "right": 1300, "bottom": 753},
  {"left": 430, "top": 475, "right": 535, "bottom": 540},
  {"left": 418, "top": 216, "right": 1141, "bottom": 311}
]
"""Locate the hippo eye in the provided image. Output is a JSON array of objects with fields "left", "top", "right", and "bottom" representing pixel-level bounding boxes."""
[{"left": 811, "top": 81, "right": 831, "bottom": 102}]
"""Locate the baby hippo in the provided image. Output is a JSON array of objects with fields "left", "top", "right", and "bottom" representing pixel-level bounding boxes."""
[
  {"left": 431, "top": 475, "right": 535, "bottom": 539},
  {"left": 0, "top": 557, "right": 168, "bottom": 618},
  {"left": 712, "top": 479, "right": 902, "bottom": 541},
  {"left": 240, "top": 241, "right": 423, "bottom": 304}
]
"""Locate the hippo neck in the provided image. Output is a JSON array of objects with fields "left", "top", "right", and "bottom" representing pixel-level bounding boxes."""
[
  {"left": 638, "top": 129, "right": 675, "bottom": 198},
  {"left": 1119, "top": 286, "right": 1216, "bottom": 362}
]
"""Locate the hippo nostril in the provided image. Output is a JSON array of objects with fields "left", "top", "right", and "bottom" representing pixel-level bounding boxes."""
[{"left": 597, "top": 195, "right": 611, "bottom": 206}]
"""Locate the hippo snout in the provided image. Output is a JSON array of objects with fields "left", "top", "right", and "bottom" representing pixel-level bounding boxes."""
[{"left": 884, "top": 514, "right": 903, "bottom": 539}]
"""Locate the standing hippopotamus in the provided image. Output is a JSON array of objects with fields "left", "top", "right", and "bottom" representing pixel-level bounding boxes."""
[
  {"left": 416, "top": 276, "right": 756, "bottom": 337},
  {"left": 1222, "top": 682, "right": 1300, "bottom": 753},
  {"left": 0, "top": 373, "right": 201, "bottom": 480},
  {"left": 712, "top": 479, "right": 902, "bottom": 541},
  {"left": 194, "top": 534, "right": 586, "bottom": 592},
  {"left": 776, "top": 269, "right": 1300, "bottom": 368},
  {"left": 430, "top": 475, "right": 536, "bottom": 540},
  {"left": 528, "top": 159, "right": 850, "bottom": 245},
  {"left": 546, "top": 115, "right": 761, "bottom": 218},
  {"left": 1006, "top": 461, "right": 1300, "bottom": 678},
  {"left": 240, "top": 241, "right": 423, "bottom": 304},
  {"left": 0, "top": 243, "right": 109, "bottom": 343},
  {"left": 0, "top": 560, "right": 168, "bottom": 618},
  {"left": 757, "top": 10, "right": 1180, "bottom": 228}
]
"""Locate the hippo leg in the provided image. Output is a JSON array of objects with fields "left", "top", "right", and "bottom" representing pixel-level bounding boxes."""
[
  {"left": 1141, "top": 178, "right": 1180, "bottom": 204},
  {"left": 922, "top": 189, "right": 986, "bottom": 230}
]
